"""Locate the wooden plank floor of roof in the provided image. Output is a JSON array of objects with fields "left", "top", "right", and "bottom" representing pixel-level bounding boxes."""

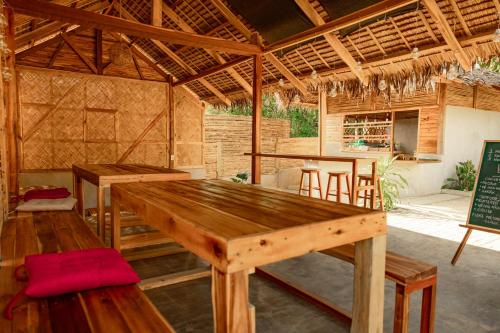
[{"left": 0, "top": 211, "right": 176, "bottom": 333}]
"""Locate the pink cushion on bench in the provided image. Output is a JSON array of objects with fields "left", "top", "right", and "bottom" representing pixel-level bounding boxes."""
[
  {"left": 24, "top": 187, "right": 71, "bottom": 201},
  {"left": 4, "top": 248, "right": 140, "bottom": 319}
]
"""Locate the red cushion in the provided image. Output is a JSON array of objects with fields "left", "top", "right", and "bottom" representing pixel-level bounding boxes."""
[
  {"left": 24, "top": 187, "right": 71, "bottom": 201},
  {"left": 4, "top": 248, "right": 140, "bottom": 319}
]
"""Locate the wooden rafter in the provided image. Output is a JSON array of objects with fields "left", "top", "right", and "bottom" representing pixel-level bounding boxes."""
[
  {"left": 265, "top": 0, "right": 417, "bottom": 53},
  {"left": 8, "top": 0, "right": 262, "bottom": 56},
  {"left": 60, "top": 33, "right": 98, "bottom": 74},
  {"left": 209, "top": 0, "right": 308, "bottom": 95},
  {"left": 421, "top": 0, "right": 471, "bottom": 70},
  {"left": 131, "top": 53, "right": 144, "bottom": 80},
  {"left": 389, "top": 18, "right": 411, "bottom": 50},
  {"left": 418, "top": 10, "right": 440, "bottom": 43},
  {"left": 95, "top": 29, "right": 103, "bottom": 74},
  {"left": 309, "top": 44, "right": 330, "bottom": 68},
  {"left": 47, "top": 39, "right": 65, "bottom": 68},
  {"left": 113, "top": 3, "right": 231, "bottom": 105},
  {"left": 447, "top": 0, "right": 472, "bottom": 36},
  {"left": 366, "top": 27, "right": 386, "bottom": 56},
  {"left": 346, "top": 35, "right": 366, "bottom": 61},
  {"left": 294, "top": 0, "right": 367, "bottom": 84},
  {"left": 161, "top": 2, "right": 252, "bottom": 95}
]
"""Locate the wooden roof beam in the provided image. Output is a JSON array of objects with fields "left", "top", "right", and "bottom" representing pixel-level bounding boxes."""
[
  {"left": 208, "top": 0, "right": 309, "bottom": 95},
  {"left": 161, "top": 2, "right": 252, "bottom": 94},
  {"left": 421, "top": 0, "right": 471, "bottom": 70},
  {"left": 60, "top": 33, "right": 98, "bottom": 74},
  {"left": 294, "top": 0, "right": 367, "bottom": 84},
  {"left": 447, "top": 0, "right": 472, "bottom": 36},
  {"left": 7, "top": 0, "right": 262, "bottom": 56},
  {"left": 151, "top": 0, "right": 162, "bottom": 27},
  {"left": 112, "top": 3, "right": 231, "bottom": 105},
  {"left": 389, "top": 17, "right": 411, "bottom": 50}
]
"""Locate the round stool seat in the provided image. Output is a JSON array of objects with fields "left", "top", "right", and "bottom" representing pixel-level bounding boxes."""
[
  {"left": 301, "top": 168, "right": 320, "bottom": 173},
  {"left": 328, "top": 171, "right": 351, "bottom": 176}
]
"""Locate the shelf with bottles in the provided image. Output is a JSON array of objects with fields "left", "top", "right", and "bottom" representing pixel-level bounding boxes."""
[{"left": 342, "top": 112, "right": 392, "bottom": 152}]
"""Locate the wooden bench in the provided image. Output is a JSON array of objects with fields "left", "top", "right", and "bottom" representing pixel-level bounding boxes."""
[
  {"left": 0, "top": 211, "right": 175, "bottom": 333},
  {"left": 256, "top": 244, "right": 437, "bottom": 333}
]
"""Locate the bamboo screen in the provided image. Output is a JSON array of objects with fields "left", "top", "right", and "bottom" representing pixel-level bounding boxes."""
[{"left": 18, "top": 67, "right": 170, "bottom": 170}]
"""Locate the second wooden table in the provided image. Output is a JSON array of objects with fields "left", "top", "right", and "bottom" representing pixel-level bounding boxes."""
[{"left": 72, "top": 163, "right": 191, "bottom": 240}]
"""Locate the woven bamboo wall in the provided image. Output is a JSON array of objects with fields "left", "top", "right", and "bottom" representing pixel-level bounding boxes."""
[
  {"left": 204, "top": 115, "right": 290, "bottom": 179},
  {"left": 173, "top": 87, "right": 204, "bottom": 168},
  {"left": 18, "top": 67, "right": 169, "bottom": 170}
]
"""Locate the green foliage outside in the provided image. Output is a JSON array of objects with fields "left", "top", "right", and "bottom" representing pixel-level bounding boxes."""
[
  {"left": 442, "top": 160, "right": 477, "bottom": 191},
  {"left": 378, "top": 156, "right": 408, "bottom": 211},
  {"left": 231, "top": 172, "right": 249, "bottom": 184},
  {"left": 206, "top": 94, "right": 318, "bottom": 138}
]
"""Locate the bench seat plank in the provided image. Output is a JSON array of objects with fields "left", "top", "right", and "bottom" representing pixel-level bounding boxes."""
[
  {"left": 320, "top": 244, "right": 437, "bottom": 284},
  {"left": 0, "top": 211, "right": 175, "bottom": 333}
]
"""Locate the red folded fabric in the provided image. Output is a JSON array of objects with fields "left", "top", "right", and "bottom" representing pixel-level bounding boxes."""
[
  {"left": 4, "top": 248, "right": 140, "bottom": 319},
  {"left": 23, "top": 187, "right": 71, "bottom": 201}
]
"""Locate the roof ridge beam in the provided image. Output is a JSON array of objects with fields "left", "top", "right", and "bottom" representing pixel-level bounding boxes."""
[{"left": 7, "top": 0, "right": 262, "bottom": 56}]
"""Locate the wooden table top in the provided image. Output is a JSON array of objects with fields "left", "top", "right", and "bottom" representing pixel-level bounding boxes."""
[
  {"left": 72, "top": 164, "right": 191, "bottom": 186},
  {"left": 111, "top": 180, "right": 386, "bottom": 273},
  {"left": 244, "top": 152, "right": 377, "bottom": 162}
]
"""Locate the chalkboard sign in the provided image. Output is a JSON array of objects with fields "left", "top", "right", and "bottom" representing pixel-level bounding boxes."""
[
  {"left": 467, "top": 141, "right": 500, "bottom": 230},
  {"left": 452, "top": 140, "right": 500, "bottom": 265}
]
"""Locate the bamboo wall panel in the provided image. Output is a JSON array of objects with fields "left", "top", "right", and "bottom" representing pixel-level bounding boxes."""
[
  {"left": 417, "top": 107, "right": 442, "bottom": 154},
  {"left": 475, "top": 86, "right": 500, "bottom": 112},
  {"left": 204, "top": 115, "right": 290, "bottom": 179},
  {"left": 446, "top": 82, "right": 474, "bottom": 108},
  {"left": 275, "top": 137, "right": 319, "bottom": 169},
  {"left": 173, "top": 86, "right": 204, "bottom": 168},
  {"left": 327, "top": 89, "right": 439, "bottom": 114},
  {"left": 445, "top": 82, "right": 499, "bottom": 112},
  {"left": 18, "top": 67, "right": 169, "bottom": 170}
]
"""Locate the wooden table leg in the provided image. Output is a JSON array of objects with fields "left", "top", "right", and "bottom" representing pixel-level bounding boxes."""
[
  {"left": 352, "top": 160, "right": 358, "bottom": 205},
  {"left": 420, "top": 281, "right": 437, "bottom": 333},
  {"left": 73, "top": 174, "right": 84, "bottom": 216},
  {"left": 211, "top": 267, "right": 253, "bottom": 333},
  {"left": 110, "top": 193, "right": 121, "bottom": 251},
  {"left": 393, "top": 284, "right": 410, "bottom": 333},
  {"left": 351, "top": 235, "right": 386, "bottom": 333},
  {"left": 97, "top": 186, "right": 105, "bottom": 239}
]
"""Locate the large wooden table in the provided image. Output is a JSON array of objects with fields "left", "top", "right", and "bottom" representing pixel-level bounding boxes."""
[
  {"left": 72, "top": 163, "right": 191, "bottom": 239},
  {"left": 245, "top": 152, "right": 378, "bottom": 204},
  {"left": 110, "top": 179, "right": 387, "bottom": 333}
]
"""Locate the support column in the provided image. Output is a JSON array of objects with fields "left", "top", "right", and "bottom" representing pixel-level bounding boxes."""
[
  {"left": 168, "top": 76, "right": 175, "bottom": 168},
  {"left": 318, "top": 88, "right": 327, "bottom": 156},
  {"left": 251, "top": 53, "right": 262, "bottom": 184},
  {"left": 4, "top": 7, "right": 18, "bottom": 201}
]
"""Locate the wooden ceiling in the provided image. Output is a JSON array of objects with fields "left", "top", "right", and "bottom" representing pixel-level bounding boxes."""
[{"left": 11, "top": 0, "right": 500, "bottom": 105}]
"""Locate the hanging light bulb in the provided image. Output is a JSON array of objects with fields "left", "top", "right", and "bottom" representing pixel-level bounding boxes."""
[
  {"left": 355, "top": 61, "right": 363, "bottom": 72},
  {"left": 378, "top": 78, "right": 387, "bottom": 91},
  {"left": 447, "top": 63, "right": 459, "bottom": 80},
  {"left": 310, "top": 69, "right": 318, "bottom": 80},
  {"left": 278, "top": 78, "right": 285, "bottom": 87},
  {"left": 410, "top": 47, "right": 420, "bottom": 60},
  {"left": 2, "top": 67, "right": 12, "bottom": 82},
  {"left": 493, "top": 28, "right": 500, "bottom": 43},
  {"left": 328, "top": 86, "right": 337, "bottom": 98},
  {"left": 473, "top": 60, "right": 481, "bottom": 71},
  {"left": 293, "top": 94, "right": 301, "bottom": 103}
]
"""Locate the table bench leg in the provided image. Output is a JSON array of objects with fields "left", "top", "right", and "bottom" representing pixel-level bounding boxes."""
[
  {"left": 73, "top": 174, "right": 84, "bottom": 216},
  {"left": 97, "top": 186, "right": 105, "bottom": 240},
  {"left": 420, "top": 282, "right": 437, "bottom": 333},
  {"left": 211, "top": 267, "right": 253, "bottom": 333},
  {"left": 394, "top": 284, "right": 410, "bottom": 333},
  {"left": 351, "top": 235, "right": 386, "bottom": 333},
  {"left": 110, "top": 196, "right": 121, "bottom": 251}
]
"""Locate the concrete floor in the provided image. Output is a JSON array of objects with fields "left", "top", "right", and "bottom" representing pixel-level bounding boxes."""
[{"left": 130, "top": 193, "right": 500, "bottom": 333}]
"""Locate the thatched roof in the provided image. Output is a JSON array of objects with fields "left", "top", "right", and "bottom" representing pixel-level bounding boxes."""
[{"left": 12, "top": 0, "right": 500, "bottom": 105}]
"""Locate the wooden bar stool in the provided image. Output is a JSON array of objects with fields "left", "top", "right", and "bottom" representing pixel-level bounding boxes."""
[
  {"left": 299, "top": 168, "right": 323, "bottom": 199},
  {"left": 325, "top": 172, "right": 351, "bottom": 203},
  {"left": 357, "top": 173, "right": 384, "bottom": 210}
]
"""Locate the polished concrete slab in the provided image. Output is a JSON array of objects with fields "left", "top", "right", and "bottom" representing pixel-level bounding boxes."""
[{"left": 131, "top": 224, "right": 500, "bottom": 333}]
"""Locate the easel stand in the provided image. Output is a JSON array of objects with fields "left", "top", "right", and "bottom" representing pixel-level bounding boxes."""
[{"left": 452, "top": 224, "right": 500, "bottom": 265}]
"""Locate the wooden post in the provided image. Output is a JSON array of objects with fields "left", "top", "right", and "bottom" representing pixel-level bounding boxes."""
[
  {"left": 251, "top": 53, "right": 262, "bottom": 184},
  {"left": 110, "top": 188, "right": 121, "bottom": 251},
  {"left": 168, "top": 76, "right": 175, "bottom": 168},
  {"left": 211, "top": 267, "right": 253, "bottom": 333},
  {"left": 151, "top": 0, "right": 163, "bottom": 27},
  {"left": 4, "top": 7, "right": 18, "bottom": 201},
  {"left": 97, "top": 186, "right": 105, "bottom": 239},
  {"left": 95, "top": 29, "right": 103, "bottom": 74},
  {"left": 318, "top": 88, "right": 327, "bottom": 156},
  {"left": 351, "top": 235, "right": 386, "bottom": 333}
]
